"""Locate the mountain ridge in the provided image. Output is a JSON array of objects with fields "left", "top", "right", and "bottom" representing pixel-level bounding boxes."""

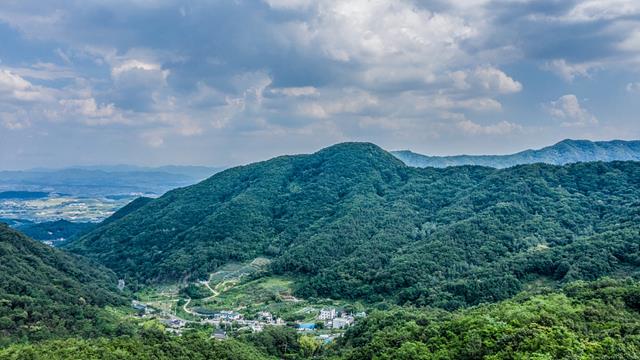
[
  {"left": 65, "top": 142, "right": 640, "bottom": 308},
  {"left": 392, "top": 139, "right": 640, "bottom": 168}
]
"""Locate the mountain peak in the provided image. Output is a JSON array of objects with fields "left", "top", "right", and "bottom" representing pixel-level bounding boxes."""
[{"left": 315, "top": 142, "right": 403, "bottom": 165}]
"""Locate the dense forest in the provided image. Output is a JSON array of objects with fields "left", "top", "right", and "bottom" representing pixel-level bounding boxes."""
[
  {"left": 335, "top": 278, "right": 640, "bottom": 359},
  {"left": 0, "top": 224, "right": 133, "bottom": 345},
  {"left": 1, "top": 278, "right": 639, "bottom": 359},
  {"left": 65, "top": 143, "right": 640, "bottom": 308}
]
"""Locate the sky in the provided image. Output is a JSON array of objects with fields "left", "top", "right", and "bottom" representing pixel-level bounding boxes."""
[{"left": 1, "top": 0, "right": 640, "bottom": 169}]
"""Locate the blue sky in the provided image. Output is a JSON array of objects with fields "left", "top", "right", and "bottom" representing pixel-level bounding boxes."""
[{"left": 1, "top": 0, "right": 639, "bottom": 169}]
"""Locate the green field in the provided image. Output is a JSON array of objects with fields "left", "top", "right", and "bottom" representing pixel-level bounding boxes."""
[
  {"left": 136, "top": 257, "right": 366, "bottom": 324},
  {"left": 193, "top": 275, "right": 365, "bottom": 322}
]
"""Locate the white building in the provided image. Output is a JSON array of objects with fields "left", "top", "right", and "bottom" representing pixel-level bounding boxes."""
[
  {"left": 258, "top": 311, "right": 273, "bottom": 322},
  {"left": 332, "top": 317, "right": 354, "bottom": 329},
  {"left": 318, "top": 308, "right": 336, "bottom": 320},
  {"left": 215, "top": 310, "right": 243, "bottom": 321}
]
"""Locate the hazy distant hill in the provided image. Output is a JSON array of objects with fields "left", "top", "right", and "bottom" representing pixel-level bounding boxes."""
[
  {"left": 392, "top": 139, "right": 640, "bottom": 168},
  {"left": 66, "top": 142, "right": 640, "bottom": 309},
  {"left": 68, "top": 164, "right": 221, "bottom": 181},
  {"left": 11, "top": 219, "right": 95, "bottom": 243},
  {"left": 0, "top": 165, "right": 223, "bottom": 196}
]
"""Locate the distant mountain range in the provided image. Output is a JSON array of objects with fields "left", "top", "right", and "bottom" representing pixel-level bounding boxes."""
[{"left": 392, "top": 139, "right": 640, "bottom": 168}]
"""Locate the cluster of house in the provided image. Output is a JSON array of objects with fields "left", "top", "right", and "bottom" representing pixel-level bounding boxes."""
[
  {"left": 202, "top": 310, "right": 285, "bottom": 336},
  {"left": 161, "top": 318, "right": 187, "bottom": 334},
  {"left": 208, "top": 310, "right": 243, "bottom": 322},
  {"left": 297, "top": 308, "right": 366, "bottom": 331},
  {"left": 318, "top": 308, "right": 365, "bottom": 329},
  {"left": 210, "top": 311, "right": 286, "bottom": 339}
]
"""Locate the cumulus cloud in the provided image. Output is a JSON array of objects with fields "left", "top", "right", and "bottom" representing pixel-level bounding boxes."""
[
  {"left": 0, "top": 0, "right": 637, "bottom": 168},
  {"left": 543, "top": 59, "right": 596, "bottom": 82},
  {"left": 295, "top": 89, "right": 378, "bottom": 119},
  {"left": 544, "top": 94, "right": 598, "bottom": 127},
  {"left": 457, "top": 119, "right": 520, "bottom": 135},
  {"left": 456, "top": 66, "right": 522, "bottom": 94},
  {"left": 59, "top": 98, "right": 119, "bottom": 124},
  {"left": 618, "top": 30, "right": 640, "bottom": 52},
  {"left": 111, "top": 60, "right": 167, "bottom": 78},
  {"left": 0, "top": 69, "right": 52, "bottom": 103},
  {"left": 562, "top": 0, "right": 640, "bottom": 22},
  {"left": 272, "top": 0, "right": 479, "bottom": 89}
]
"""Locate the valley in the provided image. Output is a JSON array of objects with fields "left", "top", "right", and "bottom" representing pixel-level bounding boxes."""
[
  {"left": 132, "top": 257, "right": 365, "bottom": 340},
  {"left": 1, "top": 142, "right": 640, "bottom": 359}
]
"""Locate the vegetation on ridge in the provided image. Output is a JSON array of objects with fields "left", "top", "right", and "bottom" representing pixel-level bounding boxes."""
[
  {"left": 65, "top": 143, "right": 640, "bottom": 309},
  {"left": 0, "top": 224, "right": 132, "bottom": 345}
]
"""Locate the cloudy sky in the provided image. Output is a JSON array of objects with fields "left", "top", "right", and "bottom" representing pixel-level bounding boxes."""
[{"left": 1, "top": 0, "right": 639, "bottom": 169}]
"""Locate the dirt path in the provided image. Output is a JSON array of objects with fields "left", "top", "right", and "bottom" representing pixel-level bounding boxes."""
[{"left": 182, "top": 297, "right": 197, "bottom": 315}]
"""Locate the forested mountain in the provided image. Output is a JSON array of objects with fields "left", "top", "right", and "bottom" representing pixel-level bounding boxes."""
[
  {"left": 335, "top": 279, "right": 640, "bottom": 359},
  {"left": 392, "top": 139, "right": 640, "bottom": 168},
  {"left": 66, "top": 142, "right": 640, "bottom": 308},
  {"left": 0, "top": 224, "right": 130, "bottom": 344}
]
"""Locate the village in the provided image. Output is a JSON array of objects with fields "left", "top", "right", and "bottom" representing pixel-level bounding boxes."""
[
  {"left": 129, "top": 258, "right": 366, "bottom": 342},
  {"left": 132, "top": 299, "right": 365, "bottom": 342}
]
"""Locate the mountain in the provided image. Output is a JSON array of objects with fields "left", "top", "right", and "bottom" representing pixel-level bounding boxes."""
[
  {"left": 11, "top": 219, "right": 95, "bottom": 243},
  {"left": 336, "top": 279, "right": 640, "bottom": 359},
  {"left": 68, "top": 164, "right": 223, "bottom": 181},
  {"left": 392, "top": 139, "right": 640, "bottom": 168},
  {"left": 65, "top": 142, "right": 640, "bottom": 309},
  {"left": 0, "top": 224, "right": 129, "bottom": 344}
]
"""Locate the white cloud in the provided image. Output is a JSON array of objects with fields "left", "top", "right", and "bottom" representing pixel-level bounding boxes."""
[
  {"left": 295, "top": 89, "right": 378, "bottom": 119},
  {"left": 0, "top": 110, "right": 31, "bottom": 130},
  {"left": 564, "top": 0, "right": 640, "bottom": 22},
  {"left": 0, "top": 69, "right": 33, "bottom": 91},
  {"left": 415, "top": 94, "right": 502, "bottom": 112},
  {"left": 626, "top": 82, "right": 640, "bottom": 93},
  {"left": 0, "top": 69, "right": 52, "bottom": 102},
  {"left": 111, "top": 59, "right": 168, "bottom": 79},
  {"left": 544, "top": 94, "right": 598, "bottom": 127},
  {"left": 263, "top": 0, "right": 313, "bottom": 10},
  {"left": 59, "top": 98, "right": 117, "bottom": 119},
  {"left": 457, "top": 119, "right": 520, "bottom": 135},
  {"left": 449, "top": 66, "right": 522, "bottom": 94},
  {"left": 543, "top": 59, "right": 596, "bottom": 82},
  {"left": 270, "top": 86, "right": 319, "bottom": 97},
  {"left": 618, "top": 30, "right": 640, "bottom": 52},
  {"left": 471, "top": 66, "right": 522, "bottom": 94},
  {"left": 274, "top": 0, "right": 479, "bottom": 87}
]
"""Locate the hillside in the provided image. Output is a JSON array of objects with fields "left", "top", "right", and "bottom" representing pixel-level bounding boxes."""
[
  {"left": 0, "top": 224, "right": 129, "bottom": 344},
  {"left": 65, "top": 142, "right": 640, "bottom": 308},
  {"left": 392, "top": 139, "right": 640, "bottom": 168},
  {"left": 335, "top": 279, "right": 640, "bottom": 359},
  {"left": 10, "top": 220, "right": 94, "bottom": 243}
]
